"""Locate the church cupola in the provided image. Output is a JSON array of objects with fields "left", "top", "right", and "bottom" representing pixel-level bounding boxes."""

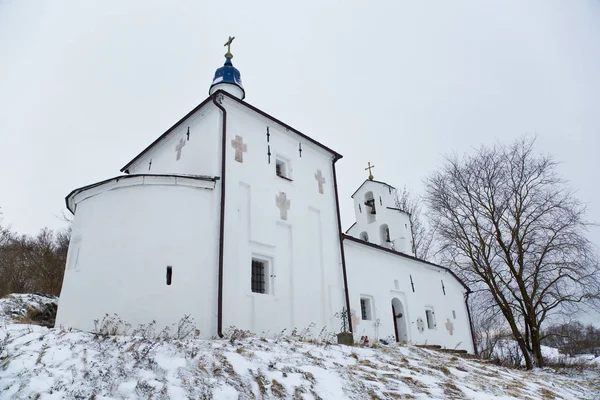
[{"left": 209, "top": 36, "right": 245, "bottom": 100}]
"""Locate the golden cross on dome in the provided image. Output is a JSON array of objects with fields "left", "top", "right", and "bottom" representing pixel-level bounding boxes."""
[
  {"left": 365, "top": 161, "right": 375, "bottom": 180},
  {"left": 224, "top": 36, "right": 235, "bottom": 59}
]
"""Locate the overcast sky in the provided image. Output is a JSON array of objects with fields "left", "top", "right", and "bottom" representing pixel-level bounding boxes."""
[{"left": 1, "top": 2, "right": 599, "bottom": 273}]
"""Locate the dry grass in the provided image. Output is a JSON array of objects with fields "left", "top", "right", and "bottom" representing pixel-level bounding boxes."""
[
  {"left": 441, "top": 380, "right": 464, "bottom": 398},
  {"left": 271, "top": 379, "right": 286, "bottom": 398}
]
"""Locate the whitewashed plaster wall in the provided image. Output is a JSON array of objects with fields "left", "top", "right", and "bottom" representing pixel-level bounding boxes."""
[
  {"left": 56, "top": 177, "right": 220, "bottom": 337},
  {"left": 218, "top": 96, "right": 347, "bottom": 335},
  {"left": 126, "top": 105, "right": 221, "bottom": 177},
  {"left": 344, "top": 240, "right": 474, "bottom": 353}
]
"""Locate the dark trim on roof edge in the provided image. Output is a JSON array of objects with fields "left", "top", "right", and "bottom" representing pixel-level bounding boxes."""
[
  {"left": 345, "top": 222, "right": 357, "bottom": 234},
  {"left": 351, "top": 179, "right": 397, "bottom": 198},
  {"left": 120, "top": 89, "right": 342, "bottom": 172},
  {"left": 65, "top": 174, "right": 219, "bottom": 213},
  {"left": 386, "top": 206, "right": 410, "bottom": 216},
  {"left": 218, "top": 90, "right": 342, "bottom": 160},
  {"left": 120, "top": 96, "right": 215, "bottom": 172},
  {"left": 341, "top": 234, "right": 470, "bottom": 292}
]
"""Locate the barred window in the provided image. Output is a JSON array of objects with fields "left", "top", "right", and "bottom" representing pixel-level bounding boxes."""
[
  {"left": 251, "top": 259, "right": 266, "bottom": 294},
  {"left": 360, "top": 297, "right": 372, "bottom": 320}
]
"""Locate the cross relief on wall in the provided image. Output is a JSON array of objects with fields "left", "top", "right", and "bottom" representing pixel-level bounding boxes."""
[
  {"left": 175, "top": 138, "right": 186, "bottom": 161},
  {"left": 231, "top": 135, "right": 247, "bottom": 163},
  {"left": 275, "top": 191, "right": 291, "bottom": 220},
  {"left": 445, "top": 318, "right": 454, "bottom": 335},
  {"left": 315, "top": 169, "right": 326, "bottom": 194}
]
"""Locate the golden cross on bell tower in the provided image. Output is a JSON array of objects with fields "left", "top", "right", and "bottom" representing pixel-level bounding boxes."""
[
  {"left": 365, "top": 161, "right": 375, "bottom": 180},
  {"left": 224, "top": 36, "right": 235, "bottom": 59}
]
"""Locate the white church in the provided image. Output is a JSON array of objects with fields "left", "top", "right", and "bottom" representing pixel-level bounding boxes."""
[{"left": 56, "top": 39, "right": 475, "bottom": 353}]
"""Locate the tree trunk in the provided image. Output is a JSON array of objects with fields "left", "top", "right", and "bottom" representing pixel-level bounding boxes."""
[
  {"left": 508, "top": 324, "right": 534, "bottom": 370},
  {"left": 531, "top": 325, "right": 544, "bottom": 367}
]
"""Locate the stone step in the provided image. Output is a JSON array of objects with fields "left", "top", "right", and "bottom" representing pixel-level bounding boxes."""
[
  {"left": 415, "top": 344, "right": 442, "bottom": 350},
  {"left": 438, "top": 349, "right": 468, "bottom": 355}
]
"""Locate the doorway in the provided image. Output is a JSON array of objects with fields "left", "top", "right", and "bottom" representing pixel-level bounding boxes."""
[{"left": 391, "top": 298, "right": 408, "bottom": 343}]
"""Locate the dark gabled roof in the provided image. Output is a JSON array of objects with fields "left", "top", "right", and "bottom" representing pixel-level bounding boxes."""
[
  {"left": 120, "top": 90, "right": 342, "bottom": 172},
  {"left": 350, "top": 179, "right": 396, "bottom": 199},
  {"left": 65, "top": 174, "right": 219, "bottom": 213},
  {"left": 342, "top": 234, "right": 470, "bottom": 292}
]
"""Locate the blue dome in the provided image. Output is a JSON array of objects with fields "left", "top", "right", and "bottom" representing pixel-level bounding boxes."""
[{"left": 209, "top": 58, "right": 245, "bottom": 99}]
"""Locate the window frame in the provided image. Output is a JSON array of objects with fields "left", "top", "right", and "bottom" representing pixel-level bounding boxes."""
[
  {"left": 425, "top": 307, "right": 436, "bottom": 330},
  {"left": 251, "top": 256, "right": 271, "bottom": 295},
  {"left": 275, "top": 155, "right": 292, "bottom": 181},
  {"left": 360, "top": 296, "right": 374, "bottom": 321}
]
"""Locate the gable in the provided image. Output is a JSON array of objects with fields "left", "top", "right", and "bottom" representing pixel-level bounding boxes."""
[{"left": 121, "top": 90, "right": 342, "bottom": 174}]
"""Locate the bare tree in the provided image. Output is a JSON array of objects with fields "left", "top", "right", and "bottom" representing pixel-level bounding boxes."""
[
  {"left": 424, "top": 136, "right": 600, "bottom": 369},
  {"left": 0, "top": 219, "right": 70, "bottom": 297},
  {"left": 395, "top": 186, "right": 435, "bottom": 260}
]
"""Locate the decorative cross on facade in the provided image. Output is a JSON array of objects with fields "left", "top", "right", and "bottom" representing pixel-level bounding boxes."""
[
  {"left": 175, "top": 138, "right": 186, "bottom": 161},
  {"left": 275, "top": 192, "right": 291, "bottom": 220},
  {"left": 365, "top": 161, "right": 375, "bottom": 180},
  {"left": 445, "top": 318, "right": 454, "bottom": 335},
  {"left": 224, "top": 36, "right": 235, "bottom": 58},
  {"left": 315, "top": 169, "right": 326, "bottom": 194},
  {"left": 231, "top": 135, "right": 247, "bottom": 163}
]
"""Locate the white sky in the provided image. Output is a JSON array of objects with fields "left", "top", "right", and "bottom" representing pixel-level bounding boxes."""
[{"left": 1, "top": 1, "right": 599, "bottom": 297}]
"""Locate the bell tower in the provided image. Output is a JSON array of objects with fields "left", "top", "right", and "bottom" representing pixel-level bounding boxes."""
[
  {"left": 346, "top": 165, "right": 414, "bottom": 255},
  {"left": 209, "top": 36, "right": 245, "bottom": 100}
]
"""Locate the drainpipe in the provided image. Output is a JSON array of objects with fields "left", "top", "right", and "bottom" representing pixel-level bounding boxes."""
[
  {"left": 465, "top": 289, "right": 477, "bottom": 355},
  {"left": 212, "top": 93, "right": 227, "bottom": 338},
  {"left": 332, "top": 158, "right": 353, "bottom": 333}
]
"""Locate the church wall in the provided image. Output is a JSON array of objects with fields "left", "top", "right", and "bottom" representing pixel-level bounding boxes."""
[
  {"left": 344, "top": 241, "right": 474, "bottom": 353},
  {"left": 126, "top": 105, "right": 221, "bottom": 177},
  {"left": 218, "top": 97, "right": 346, "bottom": 336},
  {"left": 56, "top": 182, "right": 220, "bottom": 337}
]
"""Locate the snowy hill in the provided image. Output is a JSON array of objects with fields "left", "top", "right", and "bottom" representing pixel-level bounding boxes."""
[{"left": 1, "top": 295, "right": 599, "bottom": 399}]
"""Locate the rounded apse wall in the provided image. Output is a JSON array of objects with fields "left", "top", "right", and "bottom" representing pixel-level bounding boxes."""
[{"left": 56, "top": 175, "right": 220, "bottom": 337}]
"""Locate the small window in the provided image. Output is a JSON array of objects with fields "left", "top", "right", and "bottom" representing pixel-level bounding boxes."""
[
  {"left": 360, "top": 297, "right": 373, "bottom": 320},
  {"left": 452, "top": 310, "right": 457, "bottom": 319},
  {"left": 425, "top": 308, "right": 436, "bottom": 329},
  {"left": 360, "top": 232, "right": 369, "bottom": 242},
  {"left": 394, "top": 279, "right": 399, "bottom": 290},
  {"left": 275, "top": 157, "right": 292, "bottom": 180},
  {"left": 251, "top": 258, "right": 267, "bottom": 294},
  {"left": 166, "top": 266, "right": 172, "bottom": 285}
]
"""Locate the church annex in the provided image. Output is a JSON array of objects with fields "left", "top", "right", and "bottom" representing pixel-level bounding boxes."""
[{"left": 56, "top": 39, "right": 475, "bottom": 353}]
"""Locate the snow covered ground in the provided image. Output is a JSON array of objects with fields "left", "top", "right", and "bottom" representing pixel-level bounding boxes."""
[{"left": 1, "top": 295, "right": 599, "bottom": 399}]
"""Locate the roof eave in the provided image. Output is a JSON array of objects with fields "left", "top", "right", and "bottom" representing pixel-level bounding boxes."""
[
  {"left": 350, "top": 179, "right": 397, "bottom": 199},
  {"left": 341, "top": 234, "right": 470, "bottom": 292}
]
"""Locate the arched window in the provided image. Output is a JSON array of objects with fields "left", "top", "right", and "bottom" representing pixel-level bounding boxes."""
[
  {"left": 364, "top": 191, "right": 376, "bottom": 223},
  {"left": 380, "top": 223, "right": 391, "bottom": 246}
]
